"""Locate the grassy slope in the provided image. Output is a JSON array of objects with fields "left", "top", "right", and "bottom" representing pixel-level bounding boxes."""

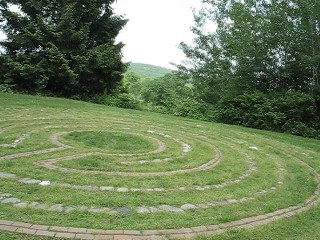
[
  {"left": 127, "top": 62, "right": 172, "bottom": 78},
  {"left": 0, "top": 93, "right": 319, "bottom": 240}
]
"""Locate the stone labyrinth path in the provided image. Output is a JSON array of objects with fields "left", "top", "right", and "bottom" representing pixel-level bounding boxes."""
[{"left": 0, "top": 96, "right": 319, "bottom": 239}]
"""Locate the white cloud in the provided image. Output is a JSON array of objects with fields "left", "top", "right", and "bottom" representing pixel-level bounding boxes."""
[
  {"left": 113, "top": 0, "right": 201, "bottom": 69},
  {"left": 1, "top": 1, "right": 202, "bottom": 69}
]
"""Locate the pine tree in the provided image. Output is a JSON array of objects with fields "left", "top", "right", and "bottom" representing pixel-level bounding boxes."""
[{"left": 0, "top": 0, "right": 127, "bottom": 99}]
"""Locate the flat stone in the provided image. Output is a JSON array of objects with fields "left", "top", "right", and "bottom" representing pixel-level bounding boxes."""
[
  {"left": 130, "top": 188, "right": 141, "bottom": 192},
  {"left": 196, "top": 204, "right": 209, "bottom": 209},
  {"left": 29, "top": 202, "right": 41, "bottom": 207},
  {"left": 0, "top": 172, "right": 16, "bottom": 178},
  {"left": 117, "top": 187, "right": 129, "bottom": 192},
  {"left": 78, "top": 206, "right": 89, "bottom": 211},
  {"left": 88, "top": 208, "right": 104, "bottom": 213},
  {"left": 39, "top": 181, "right": 51, "bottom": 186},
  {"left": 136, "top": 207, "right": 150, "bottom": 214},
  {"left": 118, "top": 206, "right": 131, "bottom": 215},
  {"left": 181, "top": 204, "right": 197, "bottom": 210},
  {"left": 50, "top": 204, "right": 64, "bottom": 212},
  {"left": 148, "top": 207, "right": 159, "bottom": 213},
  {"left": 1, "top": 198, "right": 21, "bottom": 204},
  {"left": 100, "top": 186, "right": 114, "bottom": 191},
  {"left": 65, "top": 206, "right": 76, "bottom": 212},
  {"left": 14, "top": 202, "right": 28, "bottom": 208},
  {"left": 20, "top": 179, "right": 41, "bottom": 184},
  {"left": 0, "top": 193, "right": 12, "bottom": 197},
  {"left": 159, "top": 205, "right": 184, "bottom": 212},
  {"left": 227, "top": 199, "right": 238, "bottom": 203}
]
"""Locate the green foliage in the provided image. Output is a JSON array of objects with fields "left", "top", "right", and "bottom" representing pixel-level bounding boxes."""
[
  {"left": 127, "top": 63, "right": 172, "bottom": 79},
  {"left": 214, "top": 92, "right": 320, "bottom": 138},
  {"left": 179, "top": 0, "right": 320, "bottom": 101},
  {"left": 104, "top": 92, "right": 142, "bottom": 110},
  {"left": 0, "top": 0, "right": 127, "bottom": 99}
]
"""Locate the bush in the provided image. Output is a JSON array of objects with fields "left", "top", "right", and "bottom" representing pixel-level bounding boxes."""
[
  {"left": 214, "top": 91, "right": 320, "bottom": 138},
  {"left": 0, "top": 84, "right": 13, "bottom": 93},
  {"left": 105, "top": 93, "right": 142, "bottom": 110}
]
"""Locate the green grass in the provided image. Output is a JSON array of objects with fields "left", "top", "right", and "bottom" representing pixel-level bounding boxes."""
[
  {"left": 62, "top": 131, "right": 157, "bottom": 153},
  {"left": 0, "top": 93, "right": 319, "bottom": 239}
]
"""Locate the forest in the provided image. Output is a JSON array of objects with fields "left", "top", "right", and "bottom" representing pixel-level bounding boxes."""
[{"left": 0, "top": 0, "right": 319, "bottom": 138}]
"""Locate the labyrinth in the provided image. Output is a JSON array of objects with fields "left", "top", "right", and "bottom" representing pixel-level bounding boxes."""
[{"left": 0, "top": 94, "right": 320, "bottom": 240}]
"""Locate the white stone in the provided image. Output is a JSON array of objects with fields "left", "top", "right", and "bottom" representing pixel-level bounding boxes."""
[
  {"left": 39, "top": 181, "right": 51, "bottom": 186},
  {"left": 117, "top": 187, "right": 129, "bottom": 192},
  {"left": 136, "top": 207, "right": 150, "bottom": 214},
  {"left": 249, "top": 146, "right": 258, "bottom": 151},
  {"left": 100, "top": 186, "right": 114, "bottom": 191}
]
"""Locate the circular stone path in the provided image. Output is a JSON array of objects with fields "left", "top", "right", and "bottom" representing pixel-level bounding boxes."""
[{"left": 0, "top": 113, "right": 319, "bottom": 240}]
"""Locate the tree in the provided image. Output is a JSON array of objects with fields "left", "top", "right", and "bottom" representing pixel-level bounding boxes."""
[
  {"left": 179, "top": 0, "right": 320, "bottom": 103},
  {"left": 0, "top": 0, "right": 127, "bottom": 99}
]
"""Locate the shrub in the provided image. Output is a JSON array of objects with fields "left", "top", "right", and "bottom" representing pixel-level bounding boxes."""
[{"left": 214, "top": 91, "right": 320, "bottom": 138}]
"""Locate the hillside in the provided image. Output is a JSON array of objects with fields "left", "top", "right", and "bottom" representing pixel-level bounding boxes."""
[
  {"left": 127, "top": 62, "right": 173, "bottom": 78},
  {"left": 0, "top": 93, "right": 320, "bottom": 240}
]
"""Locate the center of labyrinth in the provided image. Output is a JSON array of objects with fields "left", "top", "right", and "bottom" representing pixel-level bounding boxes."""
[
  {"left": 62, "top": 131, "right": 158, "bottom": 154},
  {"left": 0, "top": 116, "right": 319, "bottom": 239}
]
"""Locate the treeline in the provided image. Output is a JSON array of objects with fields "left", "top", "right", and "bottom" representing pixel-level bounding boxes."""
[
  {"left": 1, "top": 0, "right": 319, "bottom": 138},
  {"left": 108, "top": 72, "right": 319, "bottom": 139},
  {"left": 114, "top": 0, "right": 320, "bottom": 138}
]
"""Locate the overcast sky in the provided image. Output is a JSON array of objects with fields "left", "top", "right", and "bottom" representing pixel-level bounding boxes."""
[
  {"left": 113, "top": 0, "right": 202, "bottom": 69},
  {"left": 0, "top": 1, "right": 202, "bottom": 69}
]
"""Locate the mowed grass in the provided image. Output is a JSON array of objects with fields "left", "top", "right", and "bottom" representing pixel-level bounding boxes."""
[{"left": 0, "top": 93, "right": 319, "bottom": 240}]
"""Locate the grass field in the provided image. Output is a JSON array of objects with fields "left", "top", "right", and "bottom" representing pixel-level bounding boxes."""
[{"left": 0, "top": 93, "right": 319, "bottom": 240}]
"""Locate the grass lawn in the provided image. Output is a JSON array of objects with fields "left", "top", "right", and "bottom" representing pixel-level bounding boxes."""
[{"left": 0, "top": 93, "right": 319, "bottom": 239}]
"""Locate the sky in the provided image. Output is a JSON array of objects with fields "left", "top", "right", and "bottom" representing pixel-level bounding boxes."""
[
  {"left": 0, "top": 1, "right": 202, "bottom": 69},
  {"left": 113, "top": 0, "right": 202, "bottom": 69}
]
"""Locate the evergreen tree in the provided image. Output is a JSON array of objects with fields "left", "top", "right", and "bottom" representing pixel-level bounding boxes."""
[{"left": 0, "top": 0, "right": 127, "bottom": 98}]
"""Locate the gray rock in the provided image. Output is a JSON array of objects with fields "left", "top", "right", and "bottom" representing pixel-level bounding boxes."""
[
  {"left": 78, "top": 205, "right": 89, "bottom": 211},
  {"left": 148, "top": 207, "right": 160, "bottom": 213},
  {"left": 100, "top": 186, "right": 114, "bottom": 191},
  {"left": 159, "top": 205, "right": 184, "bottom": 212},
  {"left": 88, "top": 207, "right": 104, "bottom": 213},
  {"left": 181, "top": 204, "right": 197, "bottom": 210},
  {"left": 29, "top": 202, "right": 41, "bottom": 207},
  {"left": 1, "top": 198, "right": 21, "bottom": 204},
  {"left": 14, "top": 202, "right": 28, "bottom": 208},
  {"left": 117, "top": 187, "right": 129, "bottom": 192},
  {"left": 19, "top": 179, "right": 41, "bottom": 184},
  {"left": 0, "top": 193, "right": 12, "bottom": 197},
  {"left": 118, "top": 206, "right": 131, "bottom": 215},
  {"left": 0, "top": 172, "right": 16, "bottom": 178},
  {"left": 50, "top": 204, "right": 64, "bottom": 212},
  {"left": 136, "top": 207, "right": 150, "bottom": 214}
]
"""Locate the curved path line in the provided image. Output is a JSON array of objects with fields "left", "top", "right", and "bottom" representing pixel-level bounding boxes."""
[
  {"left": 0, "top": 160, "right": 256, "bottom": 192},
  {"left": 35, "top": 149, "right": 222, "bottom": 177},
  {"left": 0, "top": 175, "right": 319, "bottom": 240}
]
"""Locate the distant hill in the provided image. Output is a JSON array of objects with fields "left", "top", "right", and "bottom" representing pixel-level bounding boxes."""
[{"left": 127, "top": 63, "right": 173, "bottom": 79}]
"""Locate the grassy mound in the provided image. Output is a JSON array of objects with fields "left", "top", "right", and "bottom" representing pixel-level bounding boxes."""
[{"left": 0, "top": 93, "right": 319, "bottom": 240}]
